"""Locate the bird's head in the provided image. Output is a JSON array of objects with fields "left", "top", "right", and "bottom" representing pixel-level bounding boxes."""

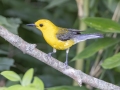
[{"left": 27, "top": 19, "right": 57, "bottom": 33}]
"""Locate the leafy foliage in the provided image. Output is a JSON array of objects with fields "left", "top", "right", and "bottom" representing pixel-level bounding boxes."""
[
  {"left": 0, "top": 0, "right": 120, "bottom": 89},
  {"left": 21, "top": 68, "right": 33, "bottom": 86},
  {"left": 72, "top": 38, "right": 120, "bottom": 60},
  {"left": 0, "top": 68, "right": 44, "bottom": 90},
  {"left": 1, "top": 71, "right": 21, "bottom": 81},
  {"left": 81, "top": 17, "right": 120, "bottom": 70},
  {"left": 83, "top": 17, "right": 120, "bottom": 33},
  {"left": 0, "top": 15, "right": 21, "bottom": 34},
  {"left": 101, "top": 53, "right": 120, "bottom": 69},
  {"left": 0, "top": 58, "right": 14, "bottom": 71}
]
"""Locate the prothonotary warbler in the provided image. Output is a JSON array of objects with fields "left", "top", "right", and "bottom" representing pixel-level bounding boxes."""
[{"left": 27, "top": 19, "right": 103, "bottom": 66}]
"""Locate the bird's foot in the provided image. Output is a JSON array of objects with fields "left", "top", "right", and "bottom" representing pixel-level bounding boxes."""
[
  {"left": 48, "top": 52, "right": 52, "bottom": 57},
  {"left": 64, "top": 61, "right": 68, "bottom": 68}
]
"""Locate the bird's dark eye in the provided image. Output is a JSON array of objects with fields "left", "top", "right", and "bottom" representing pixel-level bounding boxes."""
[{"left": 40, "top": 24, "right": 43, "bottom": 27}]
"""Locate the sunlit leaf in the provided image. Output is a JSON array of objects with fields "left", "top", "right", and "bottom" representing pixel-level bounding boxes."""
[
  {"left": 32, "top": 77, "right": 44, "bottom": 90},
  {"left": 72, "top": 38, "right": 120, "bottom": 60},
  {"left": 7, "top": 85, "right": 22, "bottom": 90},
  {"left": 101, "top": 53, "right": 120, "bottom": 69},
  {"left": 7, "top": 85, "right": 36, "bottom": 90},
  {"left": 18, "top": 87, "right": 36, "bottom": 90},
  {"left": 1, "top": 71, "right": 21, "bottom": 81},
  {"left": 0, "top": 87, "right": 7, "bottom": 90},
  {"left": 84, "top": 17, "right": 120, "bottom": 33},
  {"left": 21, "top": 68, "right": 34, "bottom": 86}
]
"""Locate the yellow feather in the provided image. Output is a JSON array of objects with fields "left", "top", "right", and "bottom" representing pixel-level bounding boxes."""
[{"left": 35, "top": 19, "right": 74, "bottom": 50}]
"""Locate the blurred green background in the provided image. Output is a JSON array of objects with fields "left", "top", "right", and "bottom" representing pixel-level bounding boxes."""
[{"left": 0, "top": 0, "right": 120, "bottom": 90}]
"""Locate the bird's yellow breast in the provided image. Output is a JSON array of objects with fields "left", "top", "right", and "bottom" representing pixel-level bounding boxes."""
[{"left": 43, "top": 30, "right": 75, "bottom": 50}]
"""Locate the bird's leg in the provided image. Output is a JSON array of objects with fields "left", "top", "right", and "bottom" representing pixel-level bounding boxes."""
[
  {"left": 48, "top": 48, "right": 56, "bottom": 56},
  {"left": 64, "top": 48, "right": 69, "bottom": 67}
]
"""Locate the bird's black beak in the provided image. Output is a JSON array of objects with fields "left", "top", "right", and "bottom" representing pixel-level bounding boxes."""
[{"left": 26, "top": 24, "right": 35, "bottom": 26}]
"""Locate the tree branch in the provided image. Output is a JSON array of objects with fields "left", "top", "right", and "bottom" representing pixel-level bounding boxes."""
[{"left": 0, "top": 25, "right": 120, "bottom": 90}]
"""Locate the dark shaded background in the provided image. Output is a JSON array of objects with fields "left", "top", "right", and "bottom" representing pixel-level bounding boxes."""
[{"left": 0, "top": 0, "right": 120, "bottom": 90}]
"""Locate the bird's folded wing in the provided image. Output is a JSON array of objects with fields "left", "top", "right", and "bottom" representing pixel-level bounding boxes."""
[{"left": 56, "top": 28, "right": 82, "bottom": 41}]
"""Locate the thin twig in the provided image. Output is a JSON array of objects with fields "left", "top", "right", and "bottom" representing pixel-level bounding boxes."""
[
  {"left": 115, "top": 45, "right": 120, "bottom": 54},
  {"left": 0, "top": 26, "right": 120, "bottom": 89},
  {"left": 90, "top": 50, "right": 103, "bottom": 76}
]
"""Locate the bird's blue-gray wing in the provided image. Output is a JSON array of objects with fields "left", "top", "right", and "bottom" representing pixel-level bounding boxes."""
[
  {"left": 56, "top": 28, "right": 103, "bottom": 42},
  {"left": 56, "top": 28, "right": 81, "bottom": 41}
]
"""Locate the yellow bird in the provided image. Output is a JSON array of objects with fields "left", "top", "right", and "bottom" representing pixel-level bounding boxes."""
[{"left": 27, "top": 19, "right": 103, "bottom": 66}]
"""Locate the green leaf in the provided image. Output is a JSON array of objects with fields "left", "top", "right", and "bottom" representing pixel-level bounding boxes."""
[
  {"left": 72, "top": 38, "right": 120, "bottom": 60},
  {"left": 0, "top": 50, "right": 8, "bottom": 55},
  {"left": 1, "top": 71, "right": 21, "bottom": 81},
  {"left": 82, "top": 28, "right": 104, "bottom": 34},
  {"left": 6, "top": 18, "right": 21, "bottom": 34},
  {"left": 7, "top": 85, "right": 22, "bottom": 90},
  {"left": 47, "top": 86, "right": 87, "bottom": 90},
  {"left": 103, "top": 0, "right": 118, "bottom": 13},
  {"left": 7, "top": 85, "right": 36, "bottom": 90},
  {"left": 101, "top": 53, "right": 120, "bottom": 69},
  {"left": 21, "top": 68, "right": 34, "bottom": 86},
  {"left": 0, "top": 87, "right": 7, "bottom": 90},
  {"left": 0, "top": 15, "right": 21, "bottom": 34},
  {"left": 0, "top": 57, "right": 14, "bottom": 71},
  {"left": 31, "top": 77, "right": 44, "bottom": 90},
  {"left": 0, "top": 15, "right": 11, "bottom": 27},
  {"left": 45, "top": 0, "right": 69, "bottom": 9},
  {"left": 23, "top": 25, "right": 42, "bottom": 36},
  {"left": 83, "top": 17, "right": 120, "bottom": 33},
  {"left": 17, "top": 87, "right": 36, "bottom": 90}
]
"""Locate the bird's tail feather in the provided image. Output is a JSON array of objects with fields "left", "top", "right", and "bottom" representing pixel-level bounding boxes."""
[{"left": 73, "top": 33, "right": 103, "bottom": 44}]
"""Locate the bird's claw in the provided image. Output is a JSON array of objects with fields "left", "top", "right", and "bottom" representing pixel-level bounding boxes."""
[
  {"left": 64, "top": 61, "right": 68, "bottom": 68},
  {"left": 47, "top": 52, "right": 52, "bottom": 57}
]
